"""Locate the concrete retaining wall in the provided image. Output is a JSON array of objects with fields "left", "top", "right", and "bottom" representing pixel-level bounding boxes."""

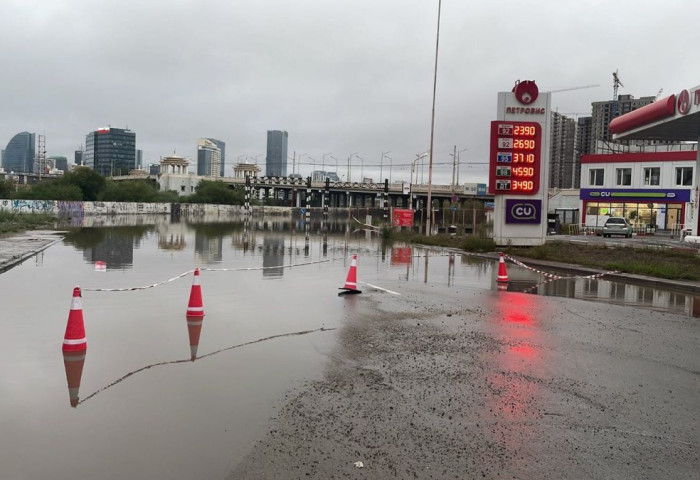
[{"left": 0, "top": 199, "right": 245, "bottom": 217}]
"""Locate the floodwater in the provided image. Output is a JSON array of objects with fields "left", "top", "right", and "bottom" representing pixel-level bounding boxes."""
[{"left": 0, "top": 215, "right": 697, "bottom": 480}]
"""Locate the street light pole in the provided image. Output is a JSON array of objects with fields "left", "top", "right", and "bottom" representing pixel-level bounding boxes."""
[
  {"left": 426, "top": 0, "right": 442, "bottom": 236},
  {"left": 347, "top": 152, "right": 359, "bottom": 182},
  {"left": 380, "top": 151, "right": 391, "bottom": 182},
  {"left": 456, "top": 147, "right": 467, "bottom": 184},
  {"left": 411, "top": 152, "right": 428, "bottom": 210},
  {"left": 322, "top": 152, "right": 332, "bottom": 173}
]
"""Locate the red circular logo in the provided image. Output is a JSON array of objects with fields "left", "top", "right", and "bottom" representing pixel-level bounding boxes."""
[
  {"left": 678, "top": 89, "right": 690, "bottom": 115},
  {"left": 512, "top": 80, "right": 539, "bottom": 105}
]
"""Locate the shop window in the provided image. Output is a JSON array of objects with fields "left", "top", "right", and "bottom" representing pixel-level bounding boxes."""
[
  {"left": 589, "top": 168, "right": 604, "bottom": 186},
  {"left": 616, "top": 168, "right": 632, "bottom": 186},
  {"left": 676, "top": 167, "right": 693, "bottom": 186},
  {"left": 643, "top": 167, "right": 660, "bottom": 186}
]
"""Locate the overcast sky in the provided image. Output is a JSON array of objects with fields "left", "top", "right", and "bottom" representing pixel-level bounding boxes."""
[{"left": 1, "top": 0, "right": 698, "bottom": 185}]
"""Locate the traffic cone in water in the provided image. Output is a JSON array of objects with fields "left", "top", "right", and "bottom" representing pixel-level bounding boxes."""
[
  {"left": 186, "top": 268, "right": 205, "bottom": 317},
  {"left": 186, "top": 317, "right": 204, "bottom": 362},
  {"left": 63, "top": 350, "right": 86, "bottom": 408},
  {"left": 63, "top": 287, "right": 87, "bottom": 353},
  {"left": 497, "top": 252, "right": 509, "bottom": 284},
  {"left": 339, "top": 254, "right": 362, "bottom": 295}
]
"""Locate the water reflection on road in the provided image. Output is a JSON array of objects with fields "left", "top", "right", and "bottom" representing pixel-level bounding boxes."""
[{"left": 0, "top": 214, "right": 697, "bottom": 479}]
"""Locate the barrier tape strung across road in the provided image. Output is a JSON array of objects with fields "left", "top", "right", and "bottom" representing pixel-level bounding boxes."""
[
  {"left": 82, "top": 258, "right": 339, "bottom": 292},
  {"left": 523, "top": 269, "right": 620, "bottom": 294},
  {"left": 202, "top": 258, "right": 335, "bottom": 272},
  {"left": 504, "top": 254, "right": 564, "bottom": 280},
  {"left": 78, "top": 326, "right": 335, "bottom": 405},
  {"left": 82, "top": 270, "right": 194, "bottom": 292},
  {"left": 504, "top": 253, "right": 619, "bottom": 283}
]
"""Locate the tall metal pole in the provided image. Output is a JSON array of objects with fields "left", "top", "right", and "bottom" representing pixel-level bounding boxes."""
[
  {"left": 451, "top": 144, "right": 457, "bottom": 194},
  {"left": 426, "top": 0, "right": 442, "bottom": 236}
]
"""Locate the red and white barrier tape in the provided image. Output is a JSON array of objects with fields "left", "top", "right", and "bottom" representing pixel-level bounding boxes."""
[
  {"left": 83, "top": 258, "right": 338, "bottom": 292},
  {"left": 505, "top": 254, "right": 563, "bottom": 279}
]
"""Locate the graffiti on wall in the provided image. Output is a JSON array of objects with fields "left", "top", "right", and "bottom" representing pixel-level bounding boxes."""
[
  {"left": 12, "top": 200, "right": 57, "bottom": 213},
  {"left": 57, "top": 201, "right": 85, "bottom": 217}
]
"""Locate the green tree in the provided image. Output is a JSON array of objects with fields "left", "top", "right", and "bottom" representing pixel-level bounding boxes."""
[
  {"left": 25, "top": 181, "right": 83, "bottom": 200},
  {"left": 0, "top": 179, "right": 15, "bottom": 198},
  {"left": 62, "top": 167, "right": 106, "bottom": 201},
  {"left": 155, "top": 190, "right": 181, "bottom": 203},
  {"left": 98, "top": 180, "right": 158, "bottom": 202},
  {"left": 188, "top": 180, "right": 243, "bottom": 205}
]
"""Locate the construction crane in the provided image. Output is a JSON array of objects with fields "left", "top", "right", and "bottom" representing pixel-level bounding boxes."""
[
  {"left": 563, "top": 112, "right": 591, "bottom": 119},
  {"left": 548, "top": 84, "right": 600, "bottom": 94},
  {"left": 612, "top": 70, "right": 624, "bottom": 117}
]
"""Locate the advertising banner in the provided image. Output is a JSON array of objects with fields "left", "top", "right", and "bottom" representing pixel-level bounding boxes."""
[{"left": 392, "top": 208, "right": 414, "bottom": 227}]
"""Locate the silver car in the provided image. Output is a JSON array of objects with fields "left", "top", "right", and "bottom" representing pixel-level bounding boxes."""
[{"left": 602, "top": 217, "right": 632, "bottom": 238}]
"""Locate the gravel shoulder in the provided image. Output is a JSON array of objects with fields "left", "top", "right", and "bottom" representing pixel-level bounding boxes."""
[{"left": 229, "top": 284, "right": 699, "bottom": 479}]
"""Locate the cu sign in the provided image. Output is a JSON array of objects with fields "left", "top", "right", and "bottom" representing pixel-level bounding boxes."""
[{"left": 505, "top": 199, "right": 541, "bottom": 224}]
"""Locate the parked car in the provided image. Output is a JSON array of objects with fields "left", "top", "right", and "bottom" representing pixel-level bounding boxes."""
[{"left": 602, "top": 217, "right": 632, "bottom": 238}]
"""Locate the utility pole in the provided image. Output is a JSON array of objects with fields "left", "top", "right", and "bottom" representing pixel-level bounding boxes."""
[
  {"left": 451, "top": 144, "right": 456, "bottom": 194},
  {"left": 426, "top": 0, "right": 442, "bottom": 236}
]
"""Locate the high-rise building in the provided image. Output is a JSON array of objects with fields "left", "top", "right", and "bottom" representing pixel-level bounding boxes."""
[
  {"left": 196, "top": 138, "right": 221, "bottom": 177},
  {"left": 590, "top": 94, "right": 655, "bottom": 152},
  {"left": 49, "top": 156, "right": 69, "bottom": 172},
  {"left": 205, "top": 138, "right": 226, "bottom": 177},
  {"left": 74, "top": 149, "right": 83, "bottom": 166},
  {"left": 266, "top": 130, "right": 288, "bottom": 177},
  {"left": 2, "top": 132, "right": 35, "bottom": 173},
  {"left": 575, "top": 116, "right": 593, "bottom": 158},
  {"left": 84, "top": 127, "right": 136, "bottom": 176},
  {"left": 136, "top": 149, "right": 143, "bottom": 170},
  {"left": 549, "top": 112, "right": 577, "bottom": 189}
]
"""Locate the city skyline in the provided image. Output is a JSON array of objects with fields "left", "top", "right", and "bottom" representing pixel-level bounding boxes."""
[{"left": 1, "top": 1, "right": 698, "bottom": 185}]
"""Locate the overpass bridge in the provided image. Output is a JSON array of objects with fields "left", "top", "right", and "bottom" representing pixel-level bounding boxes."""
[{"left": 113, "top": 173, "right": 493, "bottom": 210}]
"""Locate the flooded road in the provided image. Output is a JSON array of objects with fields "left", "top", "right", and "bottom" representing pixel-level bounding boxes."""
[{"left": 0, "top": 215, "right": 698, "bottom": 479}]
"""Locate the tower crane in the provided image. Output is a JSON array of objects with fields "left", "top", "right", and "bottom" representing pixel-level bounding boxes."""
[
  {"left": 612, "top": 70, "right": 624, "bottom": 117},
  {"left": 563, "top": 112, "right": 591, "bottom": 119},
  {"left": 548, "top": 84, "right": 600, "bottom": 93}
]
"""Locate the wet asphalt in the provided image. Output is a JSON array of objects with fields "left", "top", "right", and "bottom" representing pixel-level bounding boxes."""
[
  {"left": 2, "top": 230, "right": 699, "bottom": 479},
  {"left": 230, "top": 283, "right": 698, "bottom": 479}
]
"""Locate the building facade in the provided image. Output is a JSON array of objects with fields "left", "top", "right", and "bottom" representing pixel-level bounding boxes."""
[
  {"left": 49, "top": 156, "right": 68, "bottom": 172},
  {"left": 205, "top": 138, "right": 226, "bottom": 177},
  {"left": 84, "top": 127, "right": 136, "bottom": 176},
  {"left": 2, "top": 132, "right": 35, "bottom": 173},
  {"left": 549, "top": 112, "right": 577, "bottom": 189},
  {"left": 590, "top": 94, "right": 655, "bottom": 151},
  {"left": 266, "top": 130, "right": 288, "bottom": 177},
  {"left": 196, "top": 138, "right": 221, "bottom": 177},
  {"left": 579, "top": 146, "right": 697, "bottom": 231}
]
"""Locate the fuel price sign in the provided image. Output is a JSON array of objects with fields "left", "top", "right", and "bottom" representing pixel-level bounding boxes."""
[{"left": 488, "top": 121, "right": 541, "bottom": 195}]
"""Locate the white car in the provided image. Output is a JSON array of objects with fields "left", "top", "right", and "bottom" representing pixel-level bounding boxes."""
[{"left": 602, "top": 217, "right": 632, "bottom": 238}]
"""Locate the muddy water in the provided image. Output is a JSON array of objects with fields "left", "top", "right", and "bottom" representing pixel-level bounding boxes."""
[{"left": 0, "top": 216, "right": 696, "bottom": 479}]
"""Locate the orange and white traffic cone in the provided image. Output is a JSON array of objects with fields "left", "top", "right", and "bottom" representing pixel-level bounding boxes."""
[
  {"left": 497, "top": 252, "right": 509, "bottom": 285},
  {"left": 186, "top": 268, "right": 205, "bottom": 317},
  {"left": 186, "top": 317, "right": 203, "bottom": 362},
  {"left": 63, "top": 287, "right": 87, "bottom": 353},
  {"left": 63, "top": 350, "right": 86, "bottom": 408},
  {"left": 339, "top": 254, "right": 362, "bottom": 295}
]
